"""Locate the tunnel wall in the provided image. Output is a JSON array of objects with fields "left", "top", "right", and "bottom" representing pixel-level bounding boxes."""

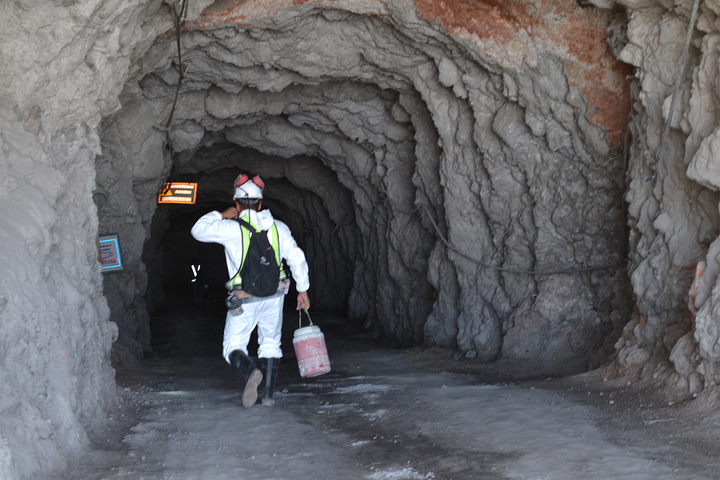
[
  {"left": 0, "top": 1, "right": 212, "bottom": 478},
  {"left": 94, "top": 94, "right": 172, "bottom": 368},
  {"left": 0, "top": 103, "right": 118, "bottom": 480},
  {"left": 3, "top": 0, "right": 720, "bottom": 478},
  {"left": 98, "top": 0, "right": 637, "bottom": 366},
  {"left": 606, "top": 0, "right": 720, "bottom": 399}
]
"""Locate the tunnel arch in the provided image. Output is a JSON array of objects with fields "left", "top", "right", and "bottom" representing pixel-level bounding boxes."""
[{"left": 92, "top": 0, "right": 633, "bottom": 374}]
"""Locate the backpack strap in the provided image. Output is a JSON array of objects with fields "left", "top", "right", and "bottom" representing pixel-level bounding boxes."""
[
  {"left": 225, "top": 218, "right": 255, "bottom": 291},
  {"left": 233, "top": 217, "right": 258, "bottom": 233},
  {"left": 234, "top": 217, "right": 282, "bottom": 268}
]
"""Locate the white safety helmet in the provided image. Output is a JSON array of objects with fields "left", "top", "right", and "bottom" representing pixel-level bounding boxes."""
[{"left": 233, "top": 174, "right": 264, "bottom": 203}]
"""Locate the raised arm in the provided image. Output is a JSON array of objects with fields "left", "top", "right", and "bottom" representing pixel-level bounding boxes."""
[{"left": 191, "top": 207, "right": 240, "bottom": 243}]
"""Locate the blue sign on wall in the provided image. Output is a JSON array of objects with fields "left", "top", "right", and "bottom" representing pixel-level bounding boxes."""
[{"left": 99, "top": 233, "right": 124, "bottom": 273}]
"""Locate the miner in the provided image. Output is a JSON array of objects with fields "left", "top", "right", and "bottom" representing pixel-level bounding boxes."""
[{"left": 191, "top": 174, "right": 310, "bottom": 407}]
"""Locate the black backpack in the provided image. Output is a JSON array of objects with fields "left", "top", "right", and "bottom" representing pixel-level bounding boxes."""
[{"left": 233, "top": 218, "right": 280, "bottom": 297}]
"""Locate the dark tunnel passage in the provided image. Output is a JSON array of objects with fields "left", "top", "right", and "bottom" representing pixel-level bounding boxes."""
[
  {"left": 147, "top": 160, "right": 357, "bottom": 312},
  {"left": 139, "top": 148, "right": 369, "bottom": 360}
]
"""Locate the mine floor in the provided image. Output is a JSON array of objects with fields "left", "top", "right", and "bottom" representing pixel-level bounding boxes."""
[{"left": 46, "top": 293, "right": 719, "bottom": 480}]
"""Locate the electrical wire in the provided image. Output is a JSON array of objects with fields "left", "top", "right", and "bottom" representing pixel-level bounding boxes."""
[
  {"left": 164, "top": 0, "right": 189, "bottom": 150},
  {"left": 655, "top": 0, "right": 702, "bottom": 166},
  {"left": 420, "top": 205, "right": 619, "bottom": 275}
]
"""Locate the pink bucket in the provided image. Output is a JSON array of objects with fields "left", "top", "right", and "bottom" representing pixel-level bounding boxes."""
[{"left": 293, "top": 323, "right": 331, "bottom": 378}]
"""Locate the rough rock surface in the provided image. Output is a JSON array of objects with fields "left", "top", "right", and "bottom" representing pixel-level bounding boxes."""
[
  {"left": 0, "top": 1, "right": 176, "bottom": 477},
  {"left": 605, "top": 0, "right": 720, "bottom": 399},
  {"left": 125, "top": 0, "right": 633, "bottom": 366},
  {"left": 6, "top": 0, "right": 720, "bottom": 478}
]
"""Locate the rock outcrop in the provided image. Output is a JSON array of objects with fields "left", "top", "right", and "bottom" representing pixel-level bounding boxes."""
[
  {"left": 605, "top": 0, "right": 720, "bottom": 400},
  {"left": 0, "top": 1, "right": 179, "bottom": 477}
]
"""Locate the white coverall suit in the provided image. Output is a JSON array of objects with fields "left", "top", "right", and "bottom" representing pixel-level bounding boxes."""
[{"left": 191, "top": 208, "right": 310, "bottom": 362}]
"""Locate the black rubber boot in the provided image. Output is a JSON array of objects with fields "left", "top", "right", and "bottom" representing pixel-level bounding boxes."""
[
  {"left": 259, "top": 357, "right": 280, "bottom": 406},
  {"left": 229, "top": 350, "right": 263, "bottom": 408}
]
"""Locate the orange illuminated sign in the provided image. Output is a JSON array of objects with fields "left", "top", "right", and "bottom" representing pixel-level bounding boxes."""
[{"left": 158, "top": 182, "right": 197, "bottom": 204}]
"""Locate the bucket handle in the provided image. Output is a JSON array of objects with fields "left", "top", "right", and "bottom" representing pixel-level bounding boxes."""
[{"left": 298, "top": 308, "right": 313, "bottom": 329}]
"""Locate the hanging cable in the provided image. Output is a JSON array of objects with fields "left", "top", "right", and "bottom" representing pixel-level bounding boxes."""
[
  {"left": 654, "top": 0, "right": 702, "bottom": 166},
  {"left": 163, "top": 0, "right": 189, "bottom": 151},
  {"left": 420, "top": 205, "right": 619, "bottom": 275}
]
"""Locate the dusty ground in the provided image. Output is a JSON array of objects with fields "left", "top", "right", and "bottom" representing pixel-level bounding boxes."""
[{"left": 45, "top": 292, "right": 720, "bottom": 480}]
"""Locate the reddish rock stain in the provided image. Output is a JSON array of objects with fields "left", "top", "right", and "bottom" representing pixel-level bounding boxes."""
[
  {"left": 187, "top": 0, "right": 631, "bottom": 147},
  {"left": 413, "top": 0, "right": 631, "bottom": 146}
]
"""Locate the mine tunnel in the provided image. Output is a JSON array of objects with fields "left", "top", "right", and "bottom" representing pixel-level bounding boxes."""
[
  {"left": 95, "top": 2, "right": 635, "bottom": 375},
  {"left": 3, "top": 0, "right": 720, "bottom": 478}
]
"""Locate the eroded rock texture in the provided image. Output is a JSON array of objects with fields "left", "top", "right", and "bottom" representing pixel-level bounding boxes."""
[
  {"left": 0, "top": 1, "right": 178, "bottom": 477},
  {"left": 606, "top": 0, "right": 720, "bottom": 399},
  {"left": 4, "top": 0, "right": 704, "bottom": 477},
  {"left": 123, "top": 0, "right": 632, "bottom": 369}
]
